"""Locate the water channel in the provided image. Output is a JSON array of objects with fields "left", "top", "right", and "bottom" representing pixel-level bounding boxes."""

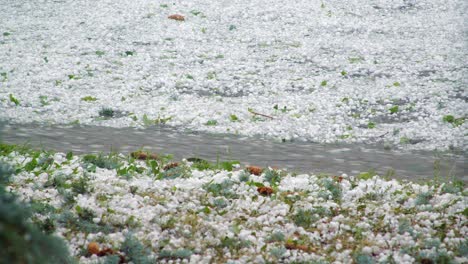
[{"left": 1, "top": 123, "right": 466, "bottom": 183}]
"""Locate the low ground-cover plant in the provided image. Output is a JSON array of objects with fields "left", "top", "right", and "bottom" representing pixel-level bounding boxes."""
[{"left": 0, "top": 143, "right": 466, "bottom": 263}]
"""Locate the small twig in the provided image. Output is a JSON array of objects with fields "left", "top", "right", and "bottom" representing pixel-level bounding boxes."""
[
  {"left": 249, "top": 110, "right": 274, "bottom": 119},
  {"left": 378, "top": 132, "right": 389, "bottom": 138}
]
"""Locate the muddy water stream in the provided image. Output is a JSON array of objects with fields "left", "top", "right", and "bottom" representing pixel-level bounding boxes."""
[{"left": 1, "top": 123, "right": 466, "bottom": 183}]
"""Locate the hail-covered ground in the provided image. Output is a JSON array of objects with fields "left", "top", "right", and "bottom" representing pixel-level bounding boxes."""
[
  {"left": 0, "top": 0, "right": 467, "bottom": 151},
  {"left": 1, "top": 146, "right": 467, "bottom": 263}
]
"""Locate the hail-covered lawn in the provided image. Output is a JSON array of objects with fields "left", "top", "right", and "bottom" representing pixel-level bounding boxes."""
[
  {"left": 1, "top": 145, "right": 466, "bottom": 263},
  {"left": 0, "top": 0, "right": 467, "bottom": 151}
]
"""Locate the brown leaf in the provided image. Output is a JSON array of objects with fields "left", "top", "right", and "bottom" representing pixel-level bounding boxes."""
[
  {"left": 97, "top": 248, "right": 112, "bottom": 256},
  {"left": 333, "top": 175, "right": 344, "bottom": 182},
  {"left": 246, "top": 165, "right": 263, "bottom": 175},
  {"left": 257, "top": 186, "right": 274, "bottom": 196},
  {"left": 131, "top": 151, "right": 158, "bottom": 160},
  {"left": 168, "top": 14, "right": 185, "bottom": 21},
  {"left": 87, "top": 242, "right": 100, "bottom": 255},
  {"left": 163, "top": 162, "right": 179, "bottom": 170},
  {"left": 285, "top": 241, "right": 309, "bottom": 252}
]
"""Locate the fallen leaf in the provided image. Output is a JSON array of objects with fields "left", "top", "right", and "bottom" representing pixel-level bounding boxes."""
[
  {"left": 333, "top": 175, "right": 344, "bottom": 182},
  {"left": 246, "top": 165, "right": 263, "bottom": 175},
  {"left": 88, "top": 242, "right": 100, "bottom": 255},
  {"left": 163, "top": 162, "right": 179, "bottom": 170},
  {"left": 285, "top": 241, "right": 309, "bottom": 252},
  {"left": 257, "top": 186, "right": 274, "bottom": 196},
  {"left": 168, "top": 14, "right": 185, "bottom": 21},
  {"left": 131, "top": 151, "right": 158, "bottom": 160}
]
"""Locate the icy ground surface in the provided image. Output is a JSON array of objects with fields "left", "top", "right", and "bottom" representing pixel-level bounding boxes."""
[
  {"left": 2, "top": 149, "right": 467, "bottom": 263},
  {"left": 0, "top": 0, "right": 467, "bottom": 151}
]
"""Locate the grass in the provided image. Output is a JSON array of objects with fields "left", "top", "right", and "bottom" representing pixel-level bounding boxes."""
[
  {"left": 205, "top": 120, "right": 218, "bottom": 126},
  {"left": 0, "top": 143, "right": 466, "bottom": 263},
  {"left": 81, "top": 96, "right": 97, "bottom": 102},
  {"left": 9, "top": 94, "right": 19, "bottom": 106},
  {"left": 443, "top": 115, "right": 465, "bottom": 127},
  {"left": 389, "top": 105, "right": 399, "bottom": 114},
  {"left": 98, "top": 108, "right": 114, "bottom": 118},
  {"left": 229, "top": 114, "right": 239, "bottom": 122}
]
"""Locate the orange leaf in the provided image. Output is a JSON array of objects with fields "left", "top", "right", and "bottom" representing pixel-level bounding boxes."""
[
  {"left": 168, "top": 14, "right": 185, "bottom": 21},
  {"left": 88, "top": 242, "right": 100, "bottom": 255},
  {"left": 246, "top": 165, "right": 263, "bottom": 175},
  {"left": 257, "top": 186, "right": 274, "bottom": 196}
]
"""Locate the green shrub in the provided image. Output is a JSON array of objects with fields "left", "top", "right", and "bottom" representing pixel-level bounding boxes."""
[
  {"left": 266, "top": 231, "right": 285, "bottom": 242},
  {"left": 415, "top": 192, "right": 433, "bottom": 206},
  {"left": 82, "top": 154, "right": 120, "bottom": 170},
  {"left": 99, "top": 108, "right": 115, "bottom": 118},
  {"left": 203, "top": 179, "right": 238, "bottom": 199},
  {"left": 159, "top": 249, "right": 192, "bottom": 260},
  {"left": 120, "top": 234, "right": 154, "bottom": 263},
  {"left": 263, "top": 169, "right": 281, "bottom": 186},
  {"left": 0, "top": 161, "right": 74, "bottom": 264}
]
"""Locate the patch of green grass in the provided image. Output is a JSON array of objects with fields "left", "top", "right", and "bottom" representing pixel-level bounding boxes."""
[
  {"left": 125, "top": 51, "right": 135, "bottom": 56},
  {"left": 207, "top": 71, "right": 216, "bottom": 80},
  {"left": 160, "top": 166, "right": 191, "bottom": 179},
  {"left": 400, "top": 136, "right": 410, "bottom": 144},
  {"left": 1, "top": 72, "right": 8, "bottom": 81},
  {"left": 348, "top": 56, "right": 364, "bottom": 63},
  {"left": 229, "top": 114, "right": 239, "bottom": 122},
  {"left": 357, "top": 169, "right": 377, "bottom": 180},
  {"left": 98, "top": 108, "right": 114, "bottom": 118},
  {"left": 341, "top": 70, "right": 347, "bottom": 76},
  {"left": 442, "top": 115, "right": 465, "bottom": 127},
  {"left": 319, "top": 178, "right": 342, "bottom": 202},
  {"left": 367, "top": 122, "right": 376, "bottom": 129},
  {"left": 142, "top": 114, "right": 172, "bottom": 126},
  {"left": 9, "top": 94, "right": 19, "bottom": 106},
  {"left": 81, "top": 96, "right": 97, "bottom": 102},
  {"left": 205, "top": 120, "right": 218, "bottom": 126},
  {"left": 82, "top": 153, "right": 121, "bottom": 170},
  {"left": 95, "top": 51, "right": 105, "bottom": 56},
  {"left": 389, "top": 105, "right": 399, "bottom": 114},
  {"left": 320, "top": 80, "right": 327, "bottom": 86},
  {"left": 3, "top": 32, "right": 11, "bottom": 36},
  {"left": 189, "top": 157, "right": 239, "bottom": 172},
  {"left": 159, "top": 249, "right": 192, "bottom": 260},
  {"left": 160, "top": 4, "right": 168, "bottom": 8},
  {"left": 393, "top": 82, "right": 401, "bottom": 87},
  {"left": 219, "top": 236, "right": 251, "bottom": 252},
  {"left": 39, "top": 95, "right": 50, "bottom": 106}
]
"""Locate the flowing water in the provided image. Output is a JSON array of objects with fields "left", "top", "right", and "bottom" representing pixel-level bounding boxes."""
[{"left": 1, "top": 123, "right": 466, "bottom": 183}]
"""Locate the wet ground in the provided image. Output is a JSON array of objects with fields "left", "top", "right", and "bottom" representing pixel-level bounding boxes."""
[{"left": 1, "top": 123, "right": 466, "bottom": 183}]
